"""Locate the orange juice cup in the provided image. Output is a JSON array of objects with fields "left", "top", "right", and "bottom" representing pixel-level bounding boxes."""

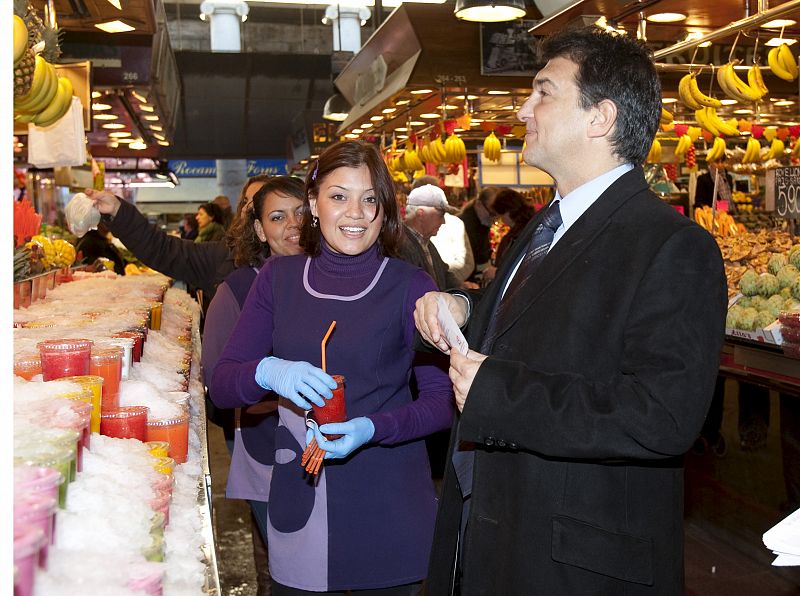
[
  {"left": 14, "top": 353, "right": 42, "bottom": 380},
  {"left": 145, "top": 413, "right": 189, "bottom": 464},
  {"left": 60, "top": 376, "right": 104, "bottom": 433},
  {"left": 90, "top": 346, "right": 123, "bottom": 412}
]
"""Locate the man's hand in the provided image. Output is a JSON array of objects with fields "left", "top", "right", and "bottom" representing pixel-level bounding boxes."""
[
  {"left": 450, "top": 349, "right": 488, "bottom": 412},
  {"left": 84, "top": 188, "right": 121, "bottom": 218},
  {"left": 414, "top": 291, "right": 468, "bottom": 354}
]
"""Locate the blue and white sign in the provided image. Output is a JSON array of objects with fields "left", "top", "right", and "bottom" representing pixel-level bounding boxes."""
[{"left": 169, "top": 159, "right": 289, "bottom": 178}]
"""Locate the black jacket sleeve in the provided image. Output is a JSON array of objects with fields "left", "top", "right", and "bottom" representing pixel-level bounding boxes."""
[{"left": 103, "top": 199, "right": 230, "bottom": 296}]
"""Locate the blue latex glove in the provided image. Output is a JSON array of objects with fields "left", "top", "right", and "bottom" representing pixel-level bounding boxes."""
[
  {"left": 255, "top": 357, "right": 336, "bottom": 410},
  {"left": 309, "top": 417, "right": 375, "bottom": 459}
]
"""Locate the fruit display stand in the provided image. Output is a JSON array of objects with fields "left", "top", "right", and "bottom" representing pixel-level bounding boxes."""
[
  {"left": 720, "top": 337, "right": 800, "bottom": 394},
  {"left": 13, "top": 271, "right": 220, "bottom": 594}
]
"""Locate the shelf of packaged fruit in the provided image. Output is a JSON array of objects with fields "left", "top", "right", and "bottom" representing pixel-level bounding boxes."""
[{"left": 720, "top": 338, "right": 800, "bottom": 394}]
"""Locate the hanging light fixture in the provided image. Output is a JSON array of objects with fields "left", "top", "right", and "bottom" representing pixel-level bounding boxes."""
[
  {"left": 322, "top": 92, "right": 351, "bottom": 122},
  {"left": 454, "top": 0, "right": 525, "bottom": 22}
]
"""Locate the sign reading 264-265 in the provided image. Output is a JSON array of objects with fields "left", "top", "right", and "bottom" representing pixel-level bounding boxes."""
[{"left": 775, "top": 166, "right": 800, "bottom": 219}]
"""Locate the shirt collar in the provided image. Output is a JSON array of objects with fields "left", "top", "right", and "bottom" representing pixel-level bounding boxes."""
[{"left": 554, "top": 163, "right": 634, "bottom": 234}]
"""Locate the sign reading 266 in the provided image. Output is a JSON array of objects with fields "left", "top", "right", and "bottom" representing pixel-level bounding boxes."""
[{"left": 775, "top": 166, "right": 800, "bottom": 220}]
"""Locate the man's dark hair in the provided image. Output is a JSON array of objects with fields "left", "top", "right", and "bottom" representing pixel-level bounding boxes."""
[{"left": 540, "top": 27, "right": 661, "bottom": 165}]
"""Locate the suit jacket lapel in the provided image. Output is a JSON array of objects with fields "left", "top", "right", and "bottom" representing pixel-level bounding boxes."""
[{"left": 478, "top": 168, "right": 650, "bottom": 347}]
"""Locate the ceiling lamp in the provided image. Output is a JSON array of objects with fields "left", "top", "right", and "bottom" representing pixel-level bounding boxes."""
[
  {"left": 93, "top": 114, "right": 118, "bottom": 120},
  {"left": 92, "top": 103, "right": 112, "bottom": 111},
  {"left": 410, "top": 89, "right": 433, "bottom": 95},
  {"left": 762, "top": 19, "right": 796, "bottom": 28},
  {"left": 646, "top": 13, "right": 686, "bottom": 23},
  {"left": 129, "top": 139, "right": 148, "bottom": 150},
  {"left": 766, "top": 37, "right": 798, "bottom": 46},
  {"left": 94, "top": 19, "right": 136, "bottom": 33},
  {"left": 454, "top": 0, "right": 525, "bottom": 22},
  {"left": 322, "top": 93, "right": 350, "bottom": 122}
]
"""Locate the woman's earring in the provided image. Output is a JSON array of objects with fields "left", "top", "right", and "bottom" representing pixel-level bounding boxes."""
[{"left": 311, "top": 215, "right": 319, "bottom": 228}]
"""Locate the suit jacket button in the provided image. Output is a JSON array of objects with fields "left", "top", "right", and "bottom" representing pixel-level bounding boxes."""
[
  {"left": 496, "top": 440, "right": 506, "bottom": 448},
  {"left": 509, "top": 443, "right": 518, "bottom": 450},
  {"left": 484, "top": 437, "right": 495, "bottom": 446}
]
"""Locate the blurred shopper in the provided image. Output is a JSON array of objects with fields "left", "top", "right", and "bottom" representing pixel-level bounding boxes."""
[
  {"left": 195, "top": 202, "right": 226, "bottom": 243},
  {"left": 213, "top": 194, "right": 234, "bottom": 229},
  {"left": 75, "top": 222, "right": 126, "bottom": 275},
  {"left": 204, "top": 176, "right": 305, "bottom": 596},
  {"left": 180, "top": 213, "right": 199, "bottom": 240},
  {"left": 481, "top": 188, "right": 537, "bottom": 285},
  {"left": 460, "top": 186, "right": 499, "bottom": 283}
]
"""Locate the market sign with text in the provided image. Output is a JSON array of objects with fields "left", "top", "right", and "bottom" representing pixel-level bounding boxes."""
[
  {"left": 766, "top": 166, "right": 800, "bottom": 220},
  {"left": 168, "top": 160, "right": 289, "bottom": 178}
]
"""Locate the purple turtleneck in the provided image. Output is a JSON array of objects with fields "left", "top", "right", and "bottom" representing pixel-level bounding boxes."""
[{"left": 210, "top": 240, "right": 454, "bottom": 444}]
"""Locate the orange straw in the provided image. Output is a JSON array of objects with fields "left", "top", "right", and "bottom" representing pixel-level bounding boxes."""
[{"left": 320, "top": 320, "right": 336, "bottom": 372}]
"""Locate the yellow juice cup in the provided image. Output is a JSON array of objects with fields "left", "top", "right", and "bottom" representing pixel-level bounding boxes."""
[
  {"left": 145, "top": 441, "right": 170, "bottom": 458},
  {"left": 60, "top": 376, "right": 104, "bottom": 433}
]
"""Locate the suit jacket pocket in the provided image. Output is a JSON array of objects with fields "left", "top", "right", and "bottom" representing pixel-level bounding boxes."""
[{"left": 551, "top": 515, "right": 653, "bottom": 586}]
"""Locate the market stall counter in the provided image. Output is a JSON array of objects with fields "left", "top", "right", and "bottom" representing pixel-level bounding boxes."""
[{"left": 13, "top": 269, "right": 220, "bottom": 595}]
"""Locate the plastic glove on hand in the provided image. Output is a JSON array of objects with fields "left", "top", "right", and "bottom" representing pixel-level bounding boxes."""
[
  {"left": 255, "top": 357, "right": 336, "bottom": 410},
  {"left": 312, "top": 417, "right": 375, "bottom": 460}
]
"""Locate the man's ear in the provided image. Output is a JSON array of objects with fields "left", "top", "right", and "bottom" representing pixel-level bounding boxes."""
[
  {"left": 254, "top": 220, "right": 267, "bottom": 242},
  {"left": 588, "top": 99, "right": 617, "bottom": 139}
]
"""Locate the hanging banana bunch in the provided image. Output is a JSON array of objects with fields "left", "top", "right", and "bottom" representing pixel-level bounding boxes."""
[
  {"left": 678, "top": 72, "right": 721, "bottom": 110},
  {"left": 767, "top": 43, "right": 798, "bottom": 82},
  {"left": 673, "top": 134, "right": 693, "bottom": 160},
  {"left": 764, "top": 138, "right": 785, "bottom": 161},
  {"left": 704, "top": 136, "right": 726, "bottom": 163},
  {"left": 444, "top": 134, "right": 466, "bottom": 164},
  {"left": 483, "top": 132, "right": 501, "bottom": 162},
  {"left": 695, "top": 107, "right": 739, "bottom": 137},
  {"left": 428, "top": 136, "right": 447, "bottom": 165},
  {"left": 741, "top": 137, "right": 762, "bottom": 165},
  {"left": 403, "top": 145, "right": 424, "bottom": 171},
  {"left": 646, "top": 139, "right": 662, "bottom": 164},
  {"left": 716, "top": 62, "right": 766, "bottom": 103}
]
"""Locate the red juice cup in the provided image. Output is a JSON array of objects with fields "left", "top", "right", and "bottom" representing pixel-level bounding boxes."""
[
  {"left": 14, "top": 352, "right": 42, "bottom": 380},
  {"left": 37, "top": 339, "right": 93, "bottom": 381},
  {"left": 113, "top": 330, "right": 144, "bottom": 362},
  {"left": 100, "top": 406, "right": 149, "bottom": 441},
  {"left": 310, "top": 375, "right": 346, "bottom": 437},
  {"left": 145, "top": 413, "right": 189, "bottom": 464},
  {"left": 13, "top": 524, "right": 45, "bottom": 596},
  {"left": 90, "top": 346, "right": 123, "bottom": 411}
]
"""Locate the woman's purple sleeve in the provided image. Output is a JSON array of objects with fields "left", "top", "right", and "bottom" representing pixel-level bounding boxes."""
[
  {"left": 208, "top": 264, "right": 276, "bottom": 408},
  {"left": 368, "top": 269, "right": 455, "bottom": 444}
]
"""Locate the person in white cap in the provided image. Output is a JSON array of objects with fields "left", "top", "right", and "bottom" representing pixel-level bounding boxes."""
[{"left": 399, "top": 183, "right": 459, "bottom": 290}]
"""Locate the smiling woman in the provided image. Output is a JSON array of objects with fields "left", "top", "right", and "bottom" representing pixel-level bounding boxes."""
[{"left": 210, "top": 140, "right": 455, "bottom": 595}]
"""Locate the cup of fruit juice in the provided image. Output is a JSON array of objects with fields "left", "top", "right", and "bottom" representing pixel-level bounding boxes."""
[
  {"left": 145, "top": 441, "right": 170, "bottom": 458},
  {"left": 100, "top": 406, "right": 149, "bottom": 441},
  {"left": 59, "top": 376, "right": 104, "bottom": 433},
  {"left": 37, "top": 339, "right": 93, "bottom": 381},
  {"left": 113, "top": 331, "right": 144, "bottom": 362},
  {"left": 13, "top": 524, "right": 45, "bottom": 596},
  {"left": 13, "top": 466, "right": 64, "bottom": 506},
  {"left": 310, "top": 375, "right": 346, "bottom": 435},
  {"left": 145, "top": 413, "right": 189, "bottom": 464},
  {"left": 14, "top": 352, "right": 42, "bottom": 380},
  {"left": 14, "top": 444, "right": 74, "bottom": 507},
  {"left": 105, "top": 337, "right": 134, "bottom": 380},
  {"left": 90, "top": 346, "right": 123, "bottom": 411},
  {"left": 14, "top": 492, "right": 58, "bottom": 566}
]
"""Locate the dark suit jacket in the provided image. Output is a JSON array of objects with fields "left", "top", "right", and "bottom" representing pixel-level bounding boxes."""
[
  {"left": 399, "top": 225, "right": 458, "bottom": 290},
  {"left": 426, "top": 167, "right": 727, "bottom": 595},
  {"left": 695, "top": 170, "right": 733, "bottom": 208}
]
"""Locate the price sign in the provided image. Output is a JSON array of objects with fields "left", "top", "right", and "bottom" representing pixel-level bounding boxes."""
[{"left": 775, "top": 166, "right": 800, "bottom": 219}]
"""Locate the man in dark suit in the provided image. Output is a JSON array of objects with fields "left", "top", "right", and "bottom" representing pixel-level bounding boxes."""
[
  {"left": 414, "top": 27, "right": 727, "bottom": 595},
  {"left": 695, "top": 154, "right": 733, "bottom": 208}
]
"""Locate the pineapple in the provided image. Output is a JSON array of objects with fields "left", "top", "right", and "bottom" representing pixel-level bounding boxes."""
[{"left": 13, "top": 0, "right": 62, "bottom": 97}]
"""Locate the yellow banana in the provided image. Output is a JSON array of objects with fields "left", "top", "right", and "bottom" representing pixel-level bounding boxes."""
[
  {"left": 33, "top": 76, "right": 73, "bottom": 127},
  {"left": 747, "top": 64, "right": 769, "bottom": 97},
  {"left": 687, "top": 126, "right": 702, "bottom": 142},
  {"left": 706, "top": 136, "right": 726, "bottom": 162},
  {"left": 742, "top": 137, "right": 761, "bottom": 164},
  {"left": 674, "top": 134, "right": 691, "bottom": 157},
  {"left": 660, "top": 107, "right": 674, "bottom": 123},
  {"left": 767, "top": 138, "right": 785, "bottom": 160},
  {"left": 679, "top": 74, "right": 704, "bottom": 110},
  {"left": 13, "top": 15, "right": 28, "bottom": 65},
  {"left": 646, "top": 139, "right": 662, "bottom": 163},
  {"left": 695, "top": 108, "right": 720, "bottom": 136},
  {"left": 687, "top": 73, "right": 721, "bottom": 108},
  {"left": 704, "top": 107, "right": 738, "bottom": 137},
  {"left": 768, "top": 46, "right": 795, "bottom": 81},
  {"left": 483, "top": 132, "right": 501, "bottom": 162},
  {"left": 778, "top": 43, "right": 798, "bottom": 80},
  {"left": 717, "top": 63, "right": 762, "bottom": 102},
  {"left": 15, "top": 61, "right": 59, "bottom": 116},
  {"left": 793, "top": 140, "right": 800, "bottom": 158}
]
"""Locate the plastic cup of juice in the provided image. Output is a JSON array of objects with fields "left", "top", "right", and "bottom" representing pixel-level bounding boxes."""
[
  {"left": 59, "top": 376, "right": 104, "bottom": 433},
  {"left": 37, "top": 339, "right": 93, "bottom": 381},
  {"left": 14, "top": 444, "right": 74, "bottom": 508},
  {"left": 14, "top": 352, "right": 42, "bottom": 380},
  {"left": 150, "top": 488, "right": 172, "bottom": 526},
  {"left": 104, "top": 337, "right": 134, "bottom": 380},
  {"left": 164, "top": 391, "right": 190, "bottom": 414},
  {"left": 310, "top": 375, "right": 346, "bottom": 436},
  {"left": 151, "top": 470, "right": 174, "bottom": 497},
  {"left": 14, "top": 492, "right": 58, "bottom": 566},
  {"left": 151, "top": 457, "right": 175, "bottom": 476},
  {"left": 145, "top": 413, "right": 189, "bottom": 464},
  {"left": 112, "top": 331, "right": 144, "bottom": 362},
  {"left": 90, "top": 346, "right": 123, "bottom": 411},
  {"left": 13, "top": 524, "right": 45, "bottom": 596},
  {"left": 13, "top": 466, "right": 65, "bottom": 506},
  {"left": 149, "top": 303, "right": 162, "bottom": 330},
  {"left": 100, "top": 406, "right": 149, "bottom": 441}
]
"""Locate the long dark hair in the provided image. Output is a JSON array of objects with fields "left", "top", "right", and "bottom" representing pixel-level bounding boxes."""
[
  {"left": 225, "top": 175, "right": 272, "bottom": 257},
  {"left": 230, "top": 176, "right": 305, "bottom": 267},
  {"left": 300, "top": 140, "right": 402, "bottom": 257}
]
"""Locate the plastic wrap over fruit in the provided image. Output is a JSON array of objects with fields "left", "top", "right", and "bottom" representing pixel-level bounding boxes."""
[{"left": 65, "top": 192, "right": 101, "bottom": 237}]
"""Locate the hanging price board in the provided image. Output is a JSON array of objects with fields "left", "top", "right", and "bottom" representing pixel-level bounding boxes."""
[{"left": 774, "top": 166, "right": 800, "bottom": 220}]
